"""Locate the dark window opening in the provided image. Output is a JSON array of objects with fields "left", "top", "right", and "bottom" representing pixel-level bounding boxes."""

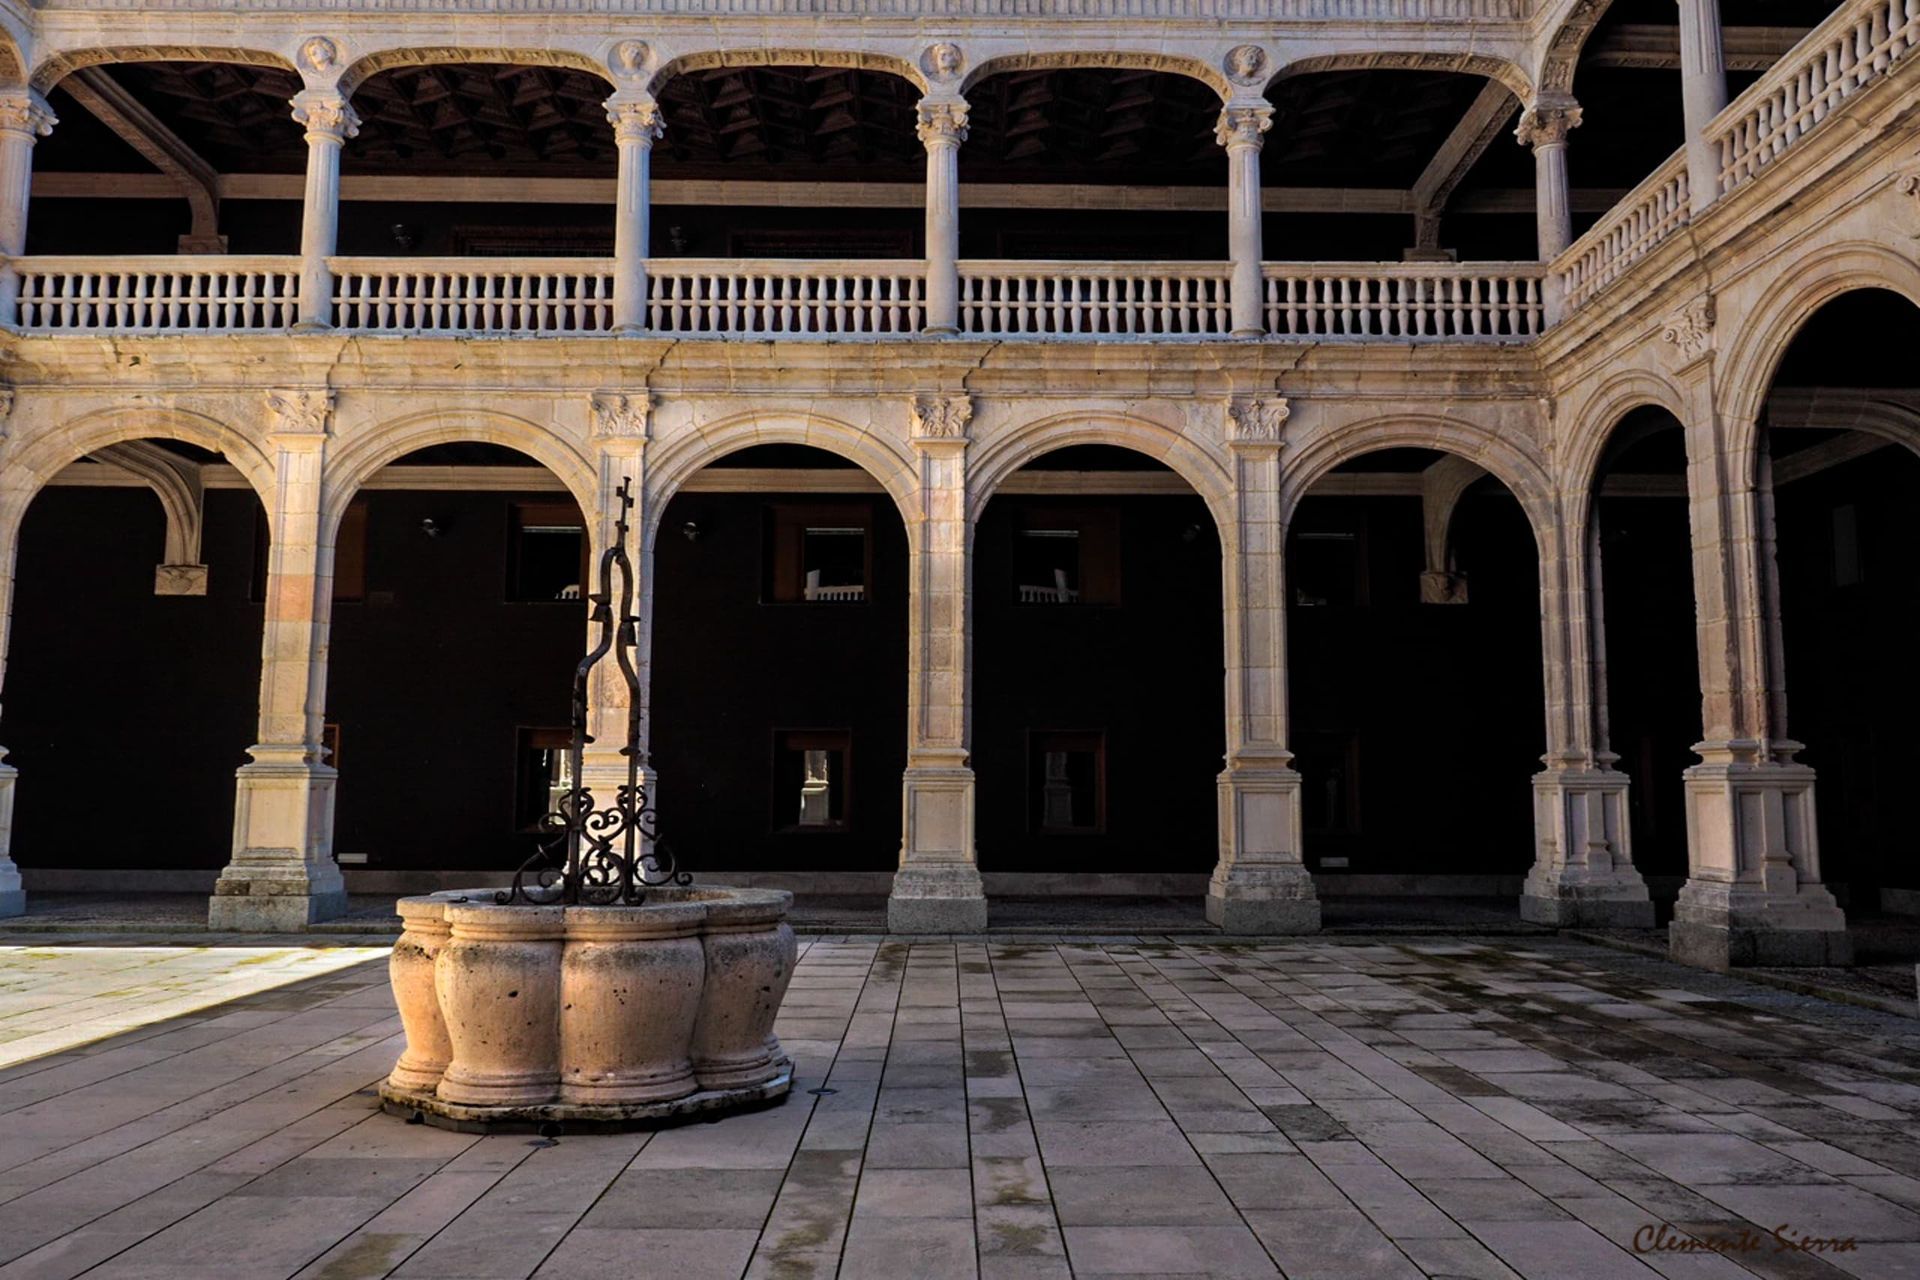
[
  {"left": 1292, "top": 527, "right": 1368, "bottom": 608},
  {"left": 1295, "top": 731, "right": 1362, "bottom": 836},
  {"left": 510, "top": 502, "right": 588, "bottom": 602},
  {"left": 766, "top": 503, "right": 873, "bottom": 603},
  {"left": 515, "top": 727, "right": 574, "bottom": 832},
  {"left": 1029, "top": 731, "right": 1106, "bottom": 833},
  {"left": 775, "top": 730, "right": 851, "bottom": 831},
  {"left": 1012, "top": 506, "right": 1119, "bottom": 605}
]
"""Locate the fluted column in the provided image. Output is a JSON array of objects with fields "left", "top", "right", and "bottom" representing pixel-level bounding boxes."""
[
  {"left": 291, "top": 90, "right": 358, "bottom": 332},
  {"left": 1516, "top": 101, "right": 1580, "bottom": 261},
  {"left": 1669, "top": 360, "right": 1848, "bottom": 968},
  {"left": 1523, "top": 492, "right": 1653, "bottom": 927},
  {"left": 1208, "top": 396, "right": 1319, "bottom": 933},
  {"left": 0, "top": 90, "right": 55, "bottom": 330},
  {"left": 888, "top": 393, "right": 986, "bottom": 932},
  {"left": 1216, "top": 104, "right": 1271, "bottom": 338},
  {"left": 606, "top": 94, "right": 663, "bottom": 335},
  {"left": 1678, "top": 0, "right": 1729, "bottom": 214},
  {"left": 211, "top": 391, "right": 346, "bottom": 930},
  {"left": 917, "top": 100, "right": 967, "bottom": 336}
]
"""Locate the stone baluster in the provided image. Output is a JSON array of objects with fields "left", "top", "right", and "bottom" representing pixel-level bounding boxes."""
[
  {"left": 0, "top": 90, "right": 55, "bottom": 330},
  {"left": 917, "top": 101, "right": 967, "bottom": 336},
  {"left": 1208, "top": 395, "right": 1319, "bottom": 933},
  {"left": 606, "top": 94, "right": 664, "bottom": 335},
  {"left": 210, "top": 390, "right": 346, "bottom": 929},
  {"left": 584, "top": 392, "right": 655, "bottom": 812},
  {"left": 1523, "top": 489, "right": 1654, "bottom": 927},
  {"left": 1678, "top": 0, "right": 1730, "bottom": 213},
  {"left": 887, "top": 393, "right": 987, "bottom": 932},
  {"left": 291, "top": 90, "right": 358, "bottom": 332},
  {"left": 1216, "top": 104, "right": 1272, "bottom": 338},
  {"left": 1664, "top": 341, "right": 1848, "bottom": 968}
]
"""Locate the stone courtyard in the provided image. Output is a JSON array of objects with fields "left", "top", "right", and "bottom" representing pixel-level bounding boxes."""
[{"left": 0, "top": 932, "right": 1915, "bottom": 1280}]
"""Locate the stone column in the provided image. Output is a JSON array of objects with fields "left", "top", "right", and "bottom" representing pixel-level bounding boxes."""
[
  {"left": 0, "top": 458, "right": 21, "bottom": 916},
  {"left": 917, "top": 101, "right": 967, "bottom": 336},
  {"left": 1216, "top": 104, "right": 1272, "bottom": 339},
  {"left": 1678, "top": 0, "right": 1729, "bottom": 214},
  {"left": 606, "top": 94, "right": 663, "bottom": 336},
  {"left": 291, "top": 90, "right": 358, "bottom": 332},
  {"left": 1666, "top": 328, "right": 1849, "bottom": 968},
  {"left": 583, "top": 393, "right": 655, "bottom": 811},
  {"left": 1208, "top": 396, "right": 1320, "bottom": 933},
  {"left": 1524, "top": 496, "right": 1654, "bottom": 927},
  {"left": 0, "top": 90, "right": 55, "bottom": 330},
  {"left": 888, "top": 393, "right": 987, "bottom": 932},
  {"left": 1516, "top": 101, "right": 1580, "bottom": 262},
  {"left": 211, "top": 391, "right": 346, "bottom": 930}
]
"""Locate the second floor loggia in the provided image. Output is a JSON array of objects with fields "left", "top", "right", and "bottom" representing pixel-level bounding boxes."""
[{"left": 0, "top": 0, "right": 1906, "bottom": 344}]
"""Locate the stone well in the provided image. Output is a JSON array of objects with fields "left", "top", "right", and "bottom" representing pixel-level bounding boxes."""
[{"left": 380, "top": 886, "right": 797, "bottom": 1130}]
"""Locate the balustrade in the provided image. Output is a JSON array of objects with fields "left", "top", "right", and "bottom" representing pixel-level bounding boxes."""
[
  {"left": 647, "top": 262, "right": 925, "bottom": 337},
  {"left": 1557, "top": 157, "right": 1690, "bottom": 312},
  {"left": 959, "top": 263, "right": 1231, "bottom": 337},
  {"left": 16, "top": 256, "right": 299, "bottom": 332},
  {"left": 332, "top": 259, "right": 614, "bottom": 335},
  {"left": 1261, "top": 264, "right": 1543, "bottom": 340}
]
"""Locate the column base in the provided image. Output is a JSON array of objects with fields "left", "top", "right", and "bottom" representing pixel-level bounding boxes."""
[
  {"left": 208, "top": 881, "right": 349, "bottom": 932},
  {"left": 1519, "top": 890, "right": 1654, "bottom": 929},
  {"left": 1669, "top": 919, "right": 1852, "bottom": 971},
  {"left": 0, "top": 760, "right": 20, "bottom": 918},
  {"left": 1525, "top": 766, "right": 1652, "bottom": 928},
  {"left": 1205, "top": 866, "right": 1321, "bottom": 934},
  {"left": 1210, "top": 765, "right": 1319, "bottom": 933},
  {"left": 886, "top": 865, "right": 988, "bottom": 934},
  {"left": 0, "top": 890, "right": 21, "bottom": 919}
]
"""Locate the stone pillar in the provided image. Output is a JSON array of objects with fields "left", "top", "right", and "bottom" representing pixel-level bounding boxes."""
[
  {"left": 1524, "top": 498, "right": 1654, "bottom": 927},
  {"left": 1516, "top": 101, "right": 1580, "bottom": 262},
  {"left": 1217, "top": 104, "right": 1272, "bottom": 339},
  {"left": 211, "top": 391, "right": 345, "bottom": 930},
  {"left": 291, "top": 90, "right": 358, "bottom": 332},
  {"left": 1669, "top": 348, "right": 1849, "bottom": 968},
  {"left": 1677, "top": 0, "right": 1729, "bottom": 215},
  {"left": 0, "top": 485, "right": 19, "bottom": 917},
  {"left": 606, "top": 94, "right": 663, "bottom": 336},
  {"left": 0, "top": 90, "right": 55, "bottom": 330},
  {"left": 888, "top": 393, "right": 987, "bottom": 932},
  {"left": 584, "top": 393, "right": 654, "bottom": 809},
  {"left": 1208, "top": 396, "right": 1320, "bottom": 933},
  {"left": 917, "top": 100, "right": 967, "bottom": 336}
]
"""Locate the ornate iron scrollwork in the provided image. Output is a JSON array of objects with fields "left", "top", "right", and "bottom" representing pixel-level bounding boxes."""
[{"left": 500, "top": 478, "right": 689, "bottom": 906}]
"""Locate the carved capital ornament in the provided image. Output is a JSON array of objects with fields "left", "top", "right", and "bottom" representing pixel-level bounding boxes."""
[
  {"left": 1661, "top": 296, "right": 1716, "bottom": 361},
  {"left": 1214, "top": 104, "right": 1272, "bottom": 150},
  {"left": 910, "top": 393, "right": 973, "bottom": 442},
  {"left": 916, "top": 101, "right": 970, "bottom": 148},
  {"left": 265, "top": 390, "right": 335, "bottom": 439},
  {"left": 606, "top": 95, "right": 666, "bottom": 145},
  {"left": 1515, "top": 103, "right": 1582, "bottom": 149},
  {"left": 291, "top": 91, "right": 359, "bottom": 142},
  {"left": 0, "top": 91, "right": 56, "bottom": 140},
  {"left": 591, "top": 392, "right": 652, "bottom": 441},
  {"left": 1226, "top": 395, "right": 1290, "bottom": 445}
]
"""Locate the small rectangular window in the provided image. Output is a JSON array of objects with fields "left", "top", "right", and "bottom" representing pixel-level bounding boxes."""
[
  {"left": 515, "top": 727, "right": 575, "bottom": 832},
  {"left": 1012, "top": 506, "right": 1119, "bottom": 605},
  {"left": 509, "top": 502, "right": 589, "bottom": 603},
  {"left": 1029, "top": 731, "right": 1106, "bottom": 833},
  {"left": 766, "top": 504, "right": 872, "bottom": 603},
  {"left": 775, "top": 730, "right": 851, "bottom": 831}
]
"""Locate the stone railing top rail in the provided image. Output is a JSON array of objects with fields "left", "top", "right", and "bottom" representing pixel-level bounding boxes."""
[
  {"left": 26, "top": 0, "right": 1531, "bottom": 18},
  {"left": 1552, "top": 149, "right": 1689, "bottom": 277}
]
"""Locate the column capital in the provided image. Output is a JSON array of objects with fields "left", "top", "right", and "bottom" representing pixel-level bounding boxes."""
[
  {"left": 0, "top": 89, "right": 55, "bottom": 141},
  {"left": 1225, "top": 393, "right": 1289, "bottom": 450},
  {"left": 590, "top": 390, "right": 653, "bottom": 443},
  {"left": 291, "top": 89, "right": 359, "bottom": 144},
  {"left": 916, "top": 99, "right": 970, "bottom": 149},
  {"left": 1214, "top": 103, "right": 1272, "bottom": 151},
  {"left": 605, "top": 92, "right": 665, "bottom": 146},
  {"left": 1515, "top": 100, "right": 1582, "bottom": 149},
  {"left": 909, "top": 392, "right": 973, "bottom": 448},
  {"left": 264, "top": 388, "right": 335, "bottom": 443}
]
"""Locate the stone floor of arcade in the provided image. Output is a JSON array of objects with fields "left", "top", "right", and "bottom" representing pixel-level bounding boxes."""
[{"left": 0, "top": 928, "right": 1917, "bottom": 1280}]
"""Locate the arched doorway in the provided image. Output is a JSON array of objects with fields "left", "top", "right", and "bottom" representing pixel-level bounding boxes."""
[{"left": 1286, "top": 447, "right": 1544, "bottom": 918}]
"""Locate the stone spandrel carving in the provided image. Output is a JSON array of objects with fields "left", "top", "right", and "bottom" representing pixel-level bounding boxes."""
[
  {"left": 265, "top": 389, "right": 335, "bottom": 438},
  {"left": 0, "top": 388, "right": 14, "bottom": 442},
  {"left": 1223, "top": 44, "right": 1268, "bottom": 86},
  {"left": 923, "top": 42, "right": 964, "bottom": 83},
  {"left": 591, "top": 391, "right": 652, "bottom": 441},
  {"left": 1661, "top": 296, "right": 1716, "bottom": 361},
  {"left": 1226, "top": 395, "right": 1289, "bottom": 445},
  {"left": 299, "top": 36, "right": 339, "bottom": 76},
  {"left": 611, "top": 40, "right": 651, "bottom": 78},
  {"left": 916, "top": 101, "right": 970, "bottom": 148},
  {"left": 910, "top": 393, "right": 973, "bottom": 441}
]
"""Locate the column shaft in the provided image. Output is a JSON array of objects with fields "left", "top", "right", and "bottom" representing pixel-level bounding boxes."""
[
  {"left": 607, "top": 95, "right": 663, "bottom": 335},
  {"left": 292, "top": 92, "right": 358, "bottom": 332},
  {"left": 0, "top": 91, "right": 55, "bottom": 329},
  {"left": 1678, "top": 0, "right": 1730, "bottom": 213},
  {"left": 918, "top": 102, "right": 967, "bottom": 336},
  {"left": 1217, "top": 106, "right": 1271, "bottom": 338},
  {"left": 0, "top": 508, "right": 21, "bottom": 916}
]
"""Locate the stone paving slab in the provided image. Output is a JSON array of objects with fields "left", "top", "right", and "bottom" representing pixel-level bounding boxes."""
[{"left": 0, "top": 935, "right": 1917, "bottom": 1278}]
